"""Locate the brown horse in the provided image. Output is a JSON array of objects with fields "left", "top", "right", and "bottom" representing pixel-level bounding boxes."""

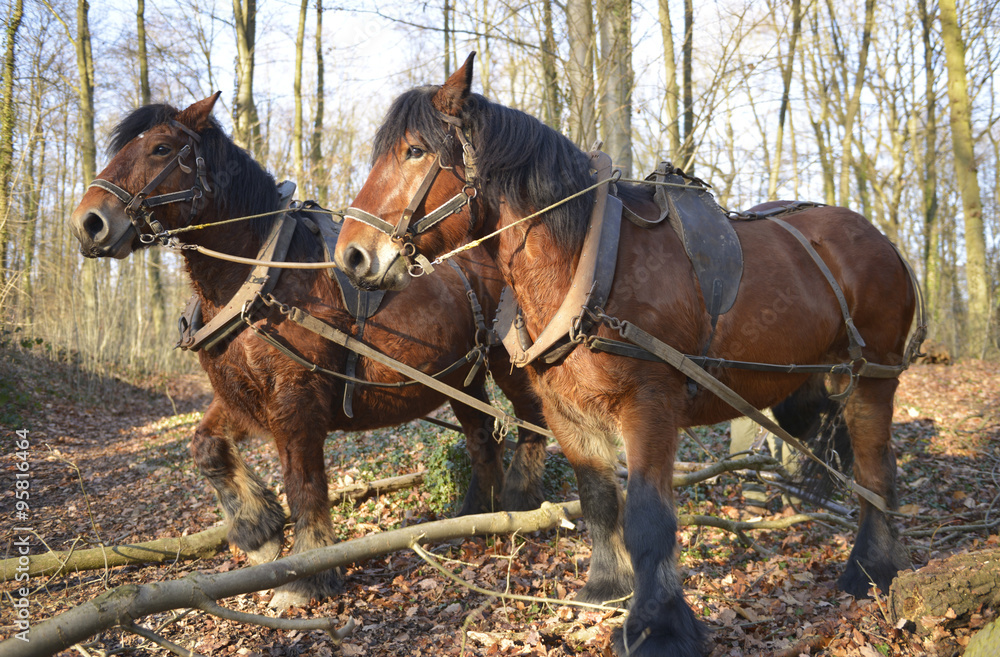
[
  {"left": 334, "top": 57, "right": 917, "bottom": 655},
  {"left": 69, "top": 94, "right": 548, "bottom": 608}
]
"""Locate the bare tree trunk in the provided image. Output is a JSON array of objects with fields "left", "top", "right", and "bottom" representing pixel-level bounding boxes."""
[
  {"left": 0, "top": 0, "right": 23, "bottom": 287},
  {"left": 443, "top": 0, "right": 452, "bottom": 76},
  {"left": 680, "top": 0, "right": 694, "bottom": 171},
  {"left": 293, "top": 0, "right": 307, "bottom": 184},
  {"left": 597, "top": 0, "right": 632, "bottom": 175},
  {"left": 232, "top": 0, "right": 262, "bottom": 156},
  {"left": 767, "top": 0, "right": 801, "bottom": 200},
  {"left": 309, "top": 0, "right": 326, "bottom": 204},
  {"left": 136, "top": 0, "right": 166, "bottom": 339},
  {"left": 539, "top": 0, "right": 560, "bottom": 128},
  {"left": 939, "top": 0, "right": 991, "bottom": 357},
  {"left": 837, "top": 0, "right": 875, "bottom": 208},
  {"left": 919, "top": 0, "right": 941, "bottom": 333},
  {"left": 136, "top": 0, "right": 150, "bottom": 104},
  {"left": 565, "top": 0, "right": 596, "bottom": 148},
  {"left": 19, "top": 69, "right": 44, "bottom": 313},
  {"left": 658, "top": 0, "right": 680, "bottom": 161},
  {"left": 74, "top": 0, "right": 99, "bottom": 320}
]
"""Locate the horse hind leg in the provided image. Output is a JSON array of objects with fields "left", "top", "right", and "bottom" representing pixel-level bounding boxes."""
[
  {"left": 839, "top": 377, "right": 911, "bottom": 597},
  {"left": 191, "top": 400, "right": 285, "bottom": 565},
  {"left": 493, "top": 372, "right": 547, "bottom": 511},
  {"left": 450, "top": 384, "right": 506, "bottom": 515}
]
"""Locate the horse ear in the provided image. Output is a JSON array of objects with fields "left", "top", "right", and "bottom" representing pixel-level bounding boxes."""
[
  {"left": 432, "top": 52, "right": 475, "bottom": 116},
  {"left": 176, "top": 91, "right": 222, "bottom": 132}
]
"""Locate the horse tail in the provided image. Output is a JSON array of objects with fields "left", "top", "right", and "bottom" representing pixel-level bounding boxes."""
[{"left": 772, "top": 374, "right": 852, "bottom": 502}]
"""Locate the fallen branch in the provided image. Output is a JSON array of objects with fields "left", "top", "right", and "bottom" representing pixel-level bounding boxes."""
[
  {"left": 0, "top": 501, "right": 582, "bottom": 657},
  {"left": 0, "top": 487, "right": 852, "bottom": 657},
  {"left": 1, "top": 472, "right": 426, "bottom": 581},
  {"left": 0, "top": 526, "right": 229, "bottom": 582}
]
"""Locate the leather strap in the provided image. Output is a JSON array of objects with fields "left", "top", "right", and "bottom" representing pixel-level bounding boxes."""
[
  {"left": 495, "top": 150, "right": 622, "bottom": 367},
  {"left": 178, "top": 213, "right": 297, "bottom": 352},
  {"left": 271, "top": 302, "right": 553, "bottom": 438},
  {"left": 770, "top": 218, "right": 866, "bottom": 361}
]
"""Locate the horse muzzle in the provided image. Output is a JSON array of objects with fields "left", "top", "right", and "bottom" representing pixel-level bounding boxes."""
[
  {"left": 70, "top": 204, "right": 136, "bottom": 259},
  {"left": 335, "top": 239, "right": 411, "bottom": 292}
]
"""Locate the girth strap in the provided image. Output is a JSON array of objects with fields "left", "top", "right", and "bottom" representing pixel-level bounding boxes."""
[{"left": 770, "top": 217, "right": 866, "bottom": 361}]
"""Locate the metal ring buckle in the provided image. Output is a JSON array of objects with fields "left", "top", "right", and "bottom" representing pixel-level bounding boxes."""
[
  {"left": 407, "top": 262, "right": 425, "bottom": 277},
  {"left": 138, "top": 232, "right": 157, "bottom": 244},
  {"left": 399, "top": 241, "right": 417, "bottom": 257}
]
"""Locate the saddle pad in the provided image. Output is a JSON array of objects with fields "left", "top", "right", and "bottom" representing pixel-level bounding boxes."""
[{"left": 652, "top": 165, "right": 743, "bottom": 319}]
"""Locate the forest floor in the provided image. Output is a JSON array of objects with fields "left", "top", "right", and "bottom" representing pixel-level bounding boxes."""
[{"left": 1, "top": 345, "right": 998, "bottom": 657}]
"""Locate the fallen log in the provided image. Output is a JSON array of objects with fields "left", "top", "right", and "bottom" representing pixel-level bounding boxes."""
[
  {"left": 888, "top": 547, "right": 1000, "bottom": 634},
  {"left": 1, "top": 472, "right": 426, "bottom": 582}
]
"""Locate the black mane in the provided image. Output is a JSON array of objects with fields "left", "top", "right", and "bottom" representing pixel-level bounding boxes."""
[
  {"left": 107, "top": 103, "right": 281, "bottom": 244},
  {"left": 372, "top": 88, "right": 598, "bottom": 252}
]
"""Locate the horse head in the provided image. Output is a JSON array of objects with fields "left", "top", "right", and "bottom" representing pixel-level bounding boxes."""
[
  {"left": 335, "top": 54, "right": 481, "bottom": 291},
  {"left": 70, "top": 93, "right": 221, "bottom": 258}
]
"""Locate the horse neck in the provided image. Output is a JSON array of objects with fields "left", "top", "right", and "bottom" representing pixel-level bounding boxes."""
[
  {"left": 489, "top": 205, "right": 578, "bottom": 336},
  {"left": 179, "top": 208, "right": 266, "bottom": 310}
]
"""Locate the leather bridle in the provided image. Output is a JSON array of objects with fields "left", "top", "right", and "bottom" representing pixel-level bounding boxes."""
[
  {"left": 342, "top": 113, "right": 478, "bottom": 276},
  {"left": 89, "top": 120, "right": 213, "bottom": 246}
]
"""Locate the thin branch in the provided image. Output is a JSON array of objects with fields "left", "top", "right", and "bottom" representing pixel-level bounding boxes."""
[
  {"left": 410, "top": 542, "right": 629, "bottom": 612},
  {"left": 195, "top": 597, "right": 355, "bottom": 642},
  {"left": 121, "top": 621, "right": 207, "bottom": 657}
]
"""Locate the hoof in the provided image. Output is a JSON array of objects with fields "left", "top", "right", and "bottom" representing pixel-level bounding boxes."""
[
  {"left": 612, "top": 623, "right": 710, "bottom": 657},
  {"left": 455, "top": 489, "right": 499, "bottom": 516},
  {"left": 500, "top": 483, "right": 545, "bottom": 512},
  {"left": 612, "top": 605, "right": 710, "bottom": 657},
  {"left": 243, "top": 534, "right": 283, "bottom": 565},
  {"left": 268, "top": 588, "right": 310, "bottom": 611},
  {"left": 575, "top": 579, "right": 633, "bottom": 607},
  {"left": 268, "top": 568, "right": 343, "bottom": 610}
]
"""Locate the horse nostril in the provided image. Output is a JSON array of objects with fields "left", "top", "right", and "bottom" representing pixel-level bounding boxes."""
[
  {"left": 344, "top": 245, "right": 370, "bottom": 276},
  {"left": 82, "top": 212, "right": 105, "bottom": 239}
]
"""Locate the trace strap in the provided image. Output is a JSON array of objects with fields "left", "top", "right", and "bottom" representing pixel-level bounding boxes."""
[
  {"left": 256, "top": 296, "right": 553, "bottom": 439},
  {"left": 607, "top": 318, "right": 888, "bottom": 512}
]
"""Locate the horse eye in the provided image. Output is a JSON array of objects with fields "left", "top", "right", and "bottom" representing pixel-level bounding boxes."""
[
  {"left": 152, "top": 144, "right": 171, "bottom": 156},
  {"left": 406, "top": 145, "right": 425, "bottom": 159}
]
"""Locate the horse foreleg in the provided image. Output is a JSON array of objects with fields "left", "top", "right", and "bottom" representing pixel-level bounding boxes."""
[
  {"left": 493, "top": 371, "right": 547, "bottom": 511},
  {"left": 450, "top": 385, "right": 505, "bottom": 515},
  {"left": 614, "top": 404, "right": 708, "bottom": 657},
  {"left": 840, "top": 377, "right": 911, "bottom": 596},
  {"left": 190, "top": 397, "right": 285, "bottom": 565},
  {"left": 269, "top": 420, "right": 341, "bottom": 609}
]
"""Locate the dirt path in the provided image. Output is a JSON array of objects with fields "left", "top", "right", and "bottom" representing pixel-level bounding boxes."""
[{"left": 2, "top": 352, "right": 998, "bottom": 656}]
